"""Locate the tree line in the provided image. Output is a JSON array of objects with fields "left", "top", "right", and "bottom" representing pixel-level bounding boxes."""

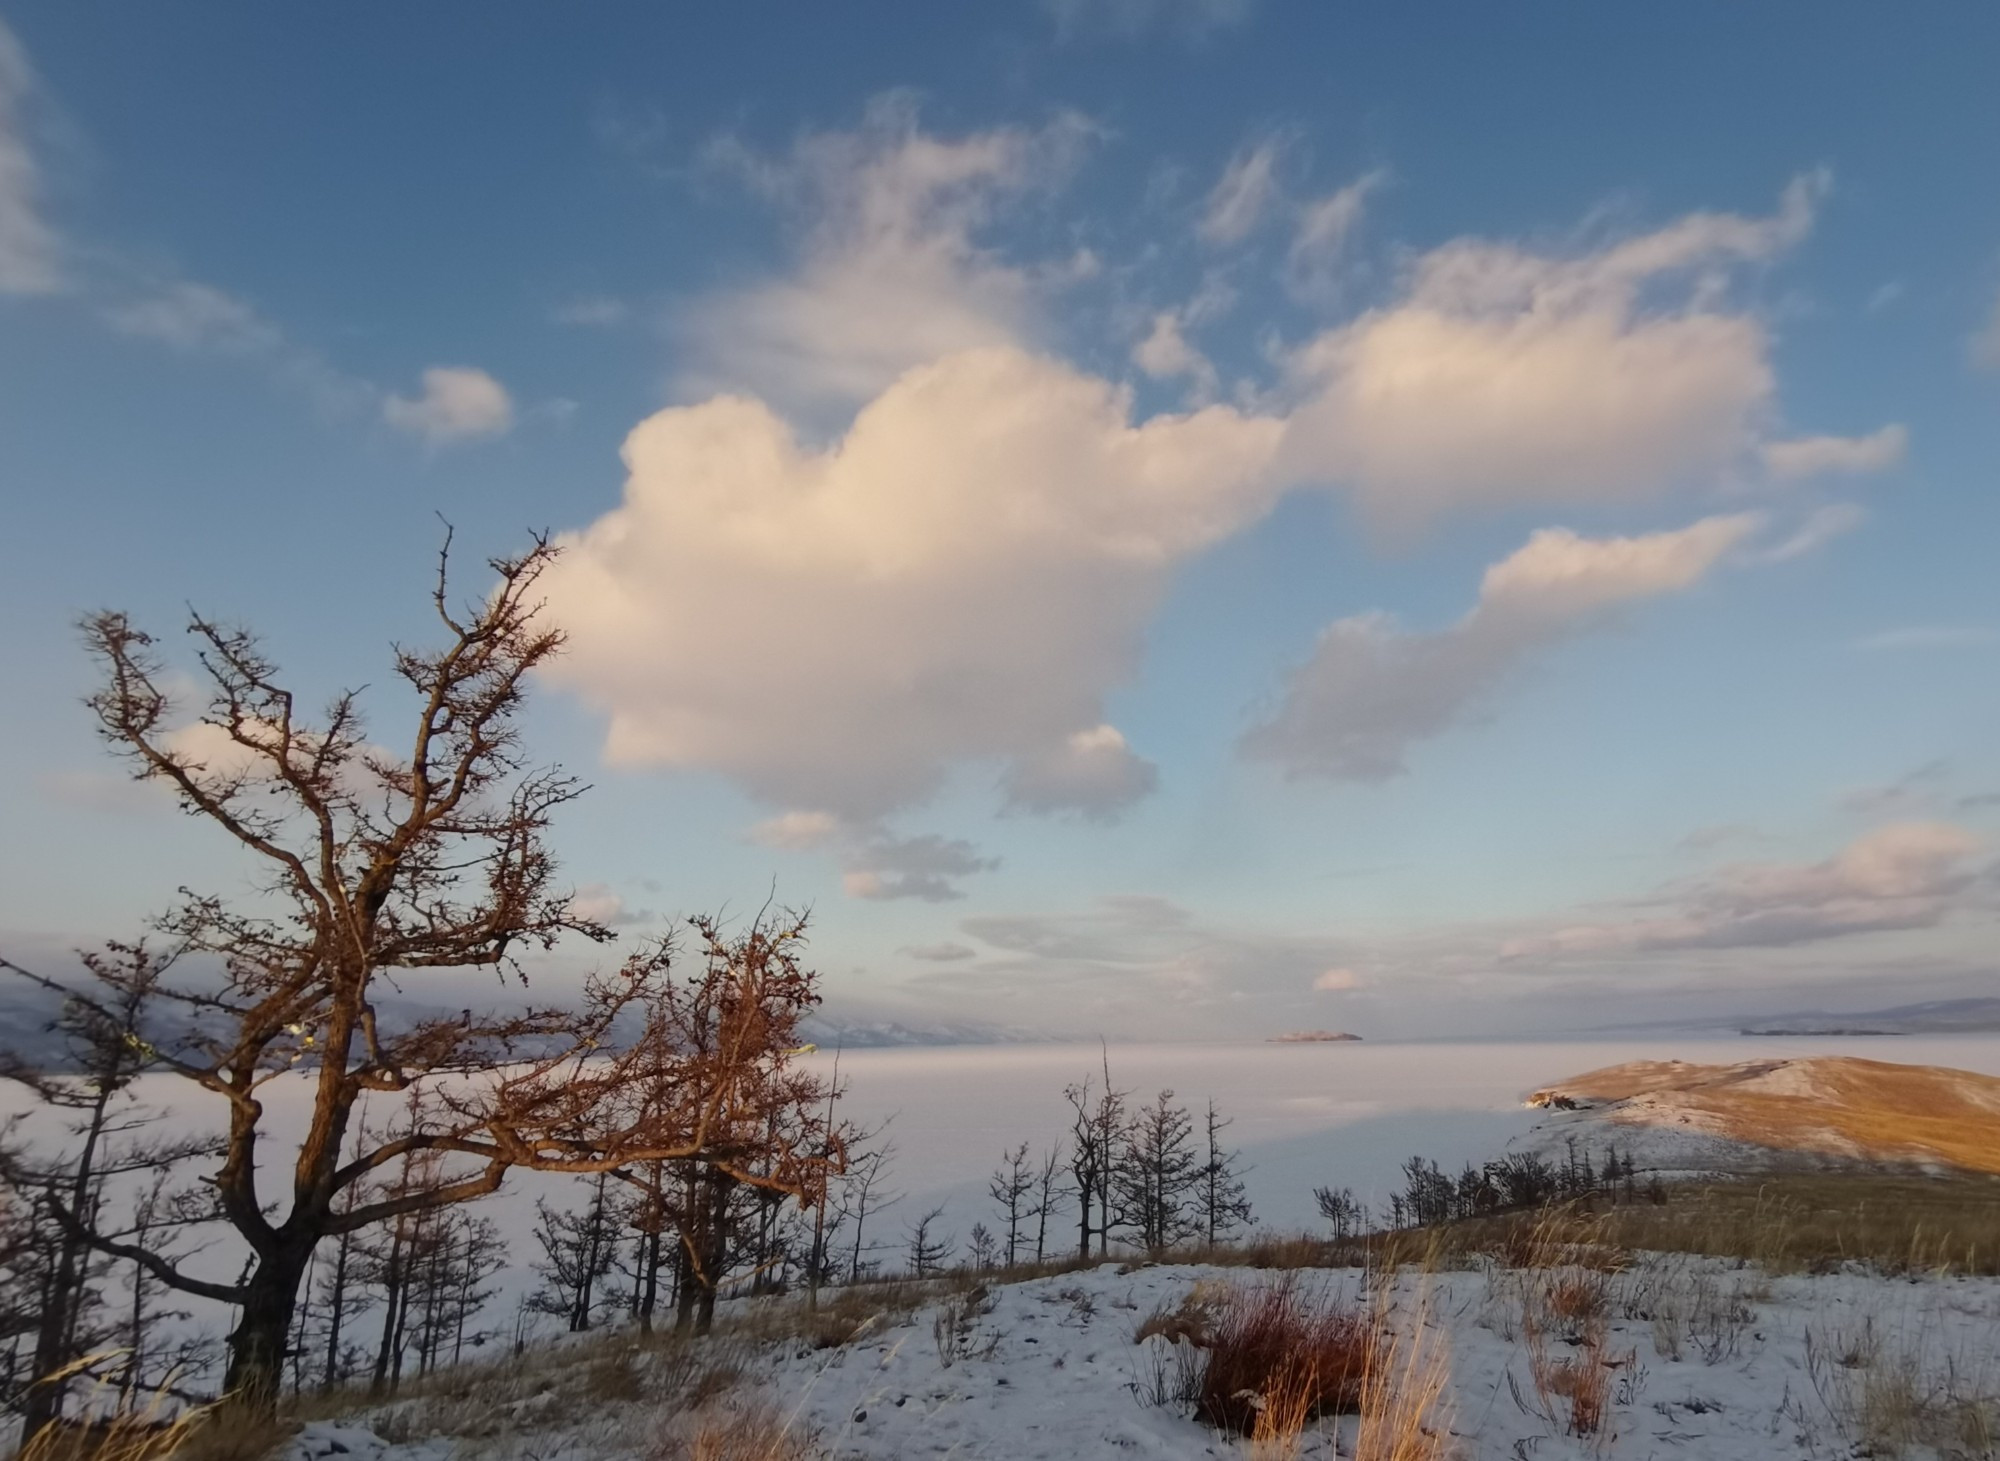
[{"left": 1313, "top": 1139, "right": 1662, "bottom": 1239}]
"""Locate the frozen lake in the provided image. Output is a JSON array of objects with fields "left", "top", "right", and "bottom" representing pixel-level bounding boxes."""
[
  {"left": 7, "top": 1032, "right": 1999, "bottom": 1360},
  {"left": 801, "top": 1034, "right": 2000, "bottom": 1234}
]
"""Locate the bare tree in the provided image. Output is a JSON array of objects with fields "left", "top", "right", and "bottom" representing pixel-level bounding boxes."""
[
  {"left": 839, "top": 1137, "right": 902, "bottom": 1285},
  {"left": 1197, "top": 1099, "right": 1255, "bottom": 1246},
  {"left": 619, "top": 912, "right": 845, "bottom": 1336},
  {"left": 524, "top": 1175, "right": 620, "bottom": 1336},
  {"left": 987, "top": 1143, "right": 1034, "bottom": 1269},
  {"left": 1063, "top": 1051, "right": 1128, "bottom": 1259},
  {"left": 0, "top": 945, "right": 213, "bottom": 1443},
  {"left": 967, "top": 1223, "right": 998, "bottom": 1273},
  {"left": 613, "top": 1159, "right": 676, "bottom": 1336},
  {"left": 0, "top": 534, "right": 841, "bottom": 1408},
  {"left": 1030, "top": 1146, "right": 1062, "bottom": 1264},
  {"left": 1313, "top": 1185, "right": 1366, "bottom": 1241},
  {"left": 904, "top": 1207, "right": 953, "bottom": 1279},
  {"left": 1115, "top": 1089, "right": 1201, "bottom": 1256}
]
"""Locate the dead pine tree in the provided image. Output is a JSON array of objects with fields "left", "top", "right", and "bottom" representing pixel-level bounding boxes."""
[
  {"left": 1029, "top": 1146, "right": 1062, "bottom": 1264},
  {"left": 0, "top": 533, "right": 844, "bottom": 1410},
  {"left": 309, "top": 1133, "right": 375, "bottom": 1394},
  {"left": 905, "top": 1207, "right": 954, "bottom": 1279},
  {"left": 1197, "top": 1099, "right": 1255, "bottom": 1247},
  {"left": 987, "top": 1143, "right": 1034, "bottom": 1269},
  {"left": 0, "top": 945, "right": 213, "bottom": 1445},
  {"left": 803, "top": 1049, "right": 844, "bottom": 1312},
  {"left": 616, "top": 1159, "right": 676, "bottom": 1335},
  {"left": 840, "top": 1138, "right": 902, "bottom": 1284},
  {"left": 1063, "top": 1050, "right": 1129, "bottom": 1260},
  {"left": 525, "top": 1174, "right": 621, "bottom": 1335},
  {"left": 1115, "top": 1089, "right": 1201, "bottom": 1256}
]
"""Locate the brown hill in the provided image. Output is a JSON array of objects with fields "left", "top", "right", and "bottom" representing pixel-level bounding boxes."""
[{"left": 1526, "top": 1056, "right": 2000, "bottom": 1175}]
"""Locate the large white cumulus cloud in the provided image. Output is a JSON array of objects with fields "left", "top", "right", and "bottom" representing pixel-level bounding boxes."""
[
  {"left": 539, "top": 345, "right": 1286, "bottom": 821},
  {"left": 1278, "top": 174, "right": 1831, "bottom": 529},
  {"left": 537, "top": 110, "right": 1899, "bottom": 871}
]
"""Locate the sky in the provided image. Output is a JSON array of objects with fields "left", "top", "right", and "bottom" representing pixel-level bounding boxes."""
[{"left": 1, "top": 2, "right": 1997, "bottom": 1041}]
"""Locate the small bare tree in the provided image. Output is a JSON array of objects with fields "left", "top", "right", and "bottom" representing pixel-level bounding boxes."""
[
  {"left": 987, "top": 1143, "right": 1034, "bottom": 1269},
  {"left": 0, "top": 945, "right": 214, "bottom": 1443},
  {"left": 1313, "top": 1185, "right": 1366, "bottom": 1241},
  {"left": 0, "top": 534, "right": 841, "bottom": 1408},
  {"left": 840, "top": 1138, "right": 902, "bottom": 1284},
  {"left": 1197, "top": 1099, "right": 1255, "bottom": 1246},
  {"left": 904, "top": 1206, "right": 953, "bottom": 1279},
  {"left": 524, "top": 1175, "right": 620, "bottom": 1336},
  {"left": 1115, "top": 1089, "right": 1200, "bottom": 1256},
  {"left": 1063, "top": 1051, "right": 1128, "bottom": 1259},
  {"left": 1030, "top": 1146, "right": 1062, "bottom": 1264}
]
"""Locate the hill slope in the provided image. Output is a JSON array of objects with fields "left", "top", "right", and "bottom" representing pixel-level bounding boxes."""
[{"left": 1525, "top": 1055, "right": 2000, "bottom": 1174}]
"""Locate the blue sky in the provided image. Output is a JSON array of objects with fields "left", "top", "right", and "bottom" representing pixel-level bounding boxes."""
[{"left": 2, "top": 1, "right": 1997, "bottom": 1039}]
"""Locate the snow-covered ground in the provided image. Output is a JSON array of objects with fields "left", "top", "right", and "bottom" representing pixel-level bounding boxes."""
[{"left": 289, "top": 1253, "right": 2000, "bottom": 1461}]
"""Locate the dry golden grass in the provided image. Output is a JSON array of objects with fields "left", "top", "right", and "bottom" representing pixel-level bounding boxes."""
[
  {"left": 1133, "top": 1279, "right": 1230, "bottom": 1348},
  {"left": 1352, "top": 1291, "right": 1457, "bottom": 1461},
  {"left": 1804, "top": 1313, "right": 2000, "bottom": 1460},
  {"left": 1597, "top": 1172, "right": 2000, "bottom": 1275},
  {"left": 1532, "top": 1056, "right": 2000, "bottom": 1174},
  {"left": 652, "top": 1398, "right": 822, "bottom": 1461},
  {"left": 20, "top": 1399, "right": 293, "bottom": 1461},
  {"left": 720, "top": 1279, "right": 940, "bottom": 1350}
]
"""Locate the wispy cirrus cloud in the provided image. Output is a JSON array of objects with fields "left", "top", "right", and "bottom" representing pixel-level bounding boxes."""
[
  {"left": 1199, "top": 136, "right": 1286, "bottom": 245},
  {"left": 103, "top": 281, "right": 283, "bottom": 353},
  {"left": 900, "top": 941, "right": 979, "bottom": 963},
  {"left": 1502, "top": 822, "right": 1991, "bottom": 959},
  {"left": 682, "top": 95, "right": 1096, "bottom": 416},
  {"left": 1854, "top": 625, "right": 1999, "bottom": 651},
  {"left": 1840, "top": 760, "right": 1953, "bottom": 816},
  {"left": 1044, "top": 0, "right": 1256, "bottom": 42},
  {"left": 0, "top": 20, "right": 61, "bottom": 296},
  {"left": 1971, "top": 284, "right": 2000, "bottom": 370}
]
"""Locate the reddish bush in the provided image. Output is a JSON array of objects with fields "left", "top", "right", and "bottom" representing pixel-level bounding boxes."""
[{"left": 1196, "top": 1278, "right": 1373, "bottom": 1437}]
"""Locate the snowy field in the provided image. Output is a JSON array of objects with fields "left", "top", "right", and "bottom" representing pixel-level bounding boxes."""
[{"left": 289, "top": 1253, "right": 2000, "bottom": 1461}]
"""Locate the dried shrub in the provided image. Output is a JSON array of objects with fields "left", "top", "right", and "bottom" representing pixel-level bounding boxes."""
[
  {"left": 1134, "top": 1281, "right": 1229, "bottom": 1348},
  {"left": 1196, "top": 1277, "right": 1373, "bottom": 1437},
  {"left": 584, "top": 1350, "right": 649, "bottom": 1404},
  {"left": 1544, "top": 1270, "right": 1610, "bottom": 1329},
  {"left": 1540, "top": 1353, "right": 1611, "bottom": 1437},
  {"left": 1514, "top": 1265, "right": 1627, "bottom": 1442}
]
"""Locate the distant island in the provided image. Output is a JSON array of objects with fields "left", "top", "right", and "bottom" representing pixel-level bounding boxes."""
[{"left": 1266, "top": 1030, "right": 1362, "bottom": 1043}]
